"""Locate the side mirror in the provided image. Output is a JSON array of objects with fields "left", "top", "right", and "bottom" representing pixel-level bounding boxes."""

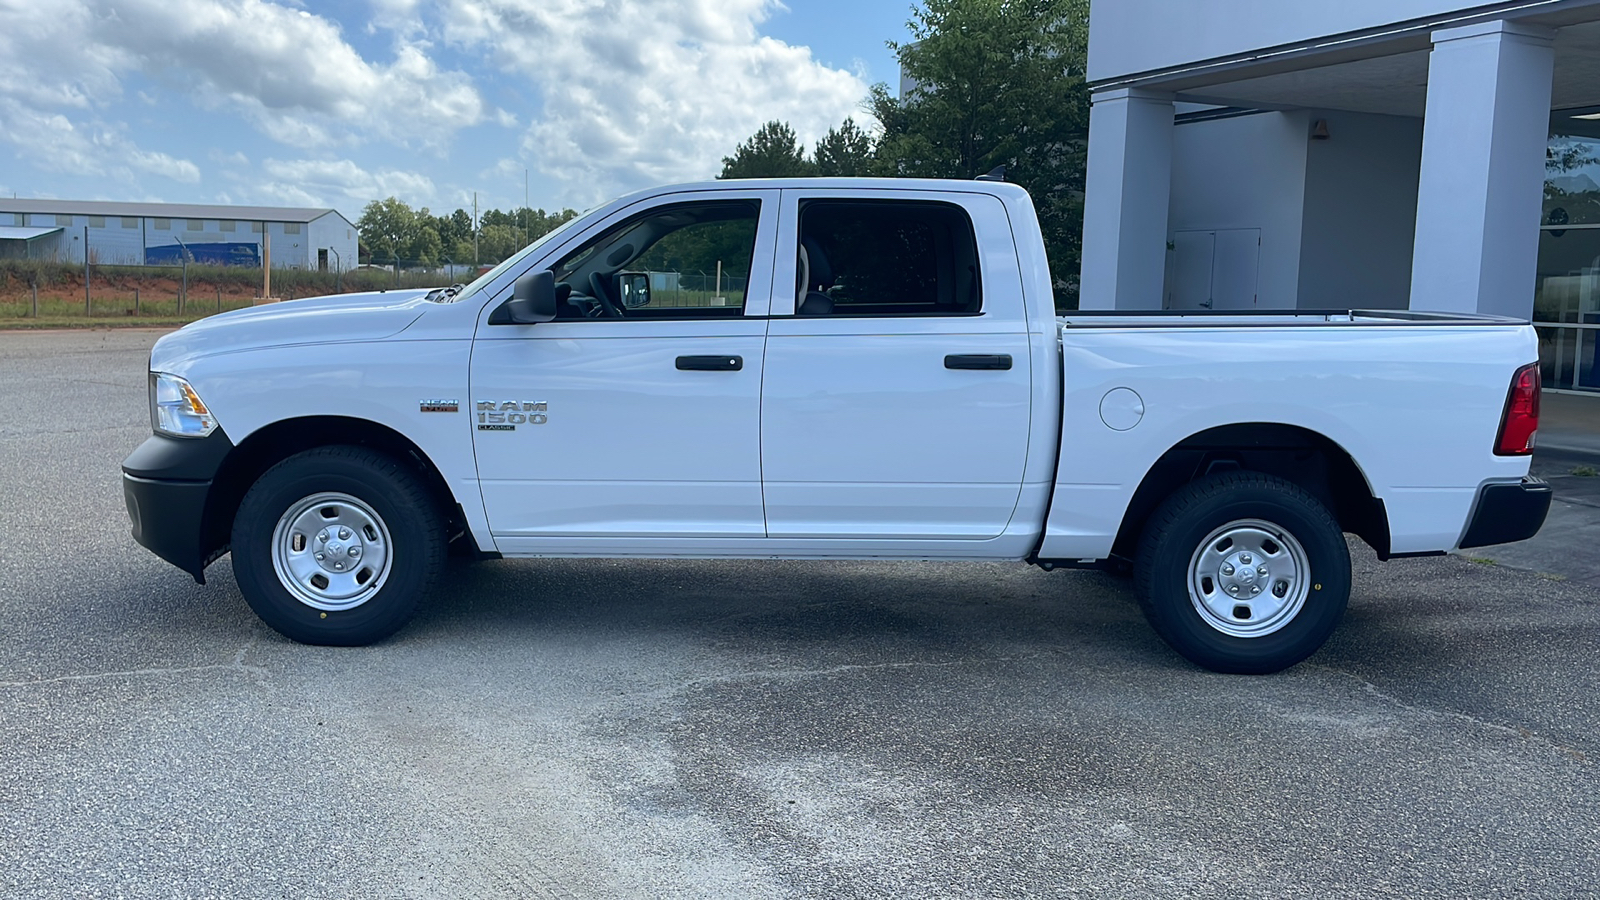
[
  {"left": 488, "top": 269, "right": 558, "bottom": 325},
  {"left": 617, "top": 271, "right": 651, "bottom": 308}
]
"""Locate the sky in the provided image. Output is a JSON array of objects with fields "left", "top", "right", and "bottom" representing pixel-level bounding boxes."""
[{"left": 0, "top": 0, "right": 913, "bottom": 222}]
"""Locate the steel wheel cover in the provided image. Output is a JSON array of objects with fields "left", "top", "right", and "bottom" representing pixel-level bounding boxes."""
[
  {"left": 270, "top": 492, "right": 394, "bottom": 611},
  {"left": 1187, "top": 518, "right": 1312, "bottom": 638}
]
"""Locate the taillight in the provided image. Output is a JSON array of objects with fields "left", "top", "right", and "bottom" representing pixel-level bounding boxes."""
[{"left": 1494, "top": 363, "right": 1541, "bottom": 456}]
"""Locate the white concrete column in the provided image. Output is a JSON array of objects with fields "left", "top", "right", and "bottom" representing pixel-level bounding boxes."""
[
  {"left": 1079, "top": 88, "right": 1175, "bottom": 310},
  {"left": 1409, "top": 20, "right": 1554, "bottom": 318}
]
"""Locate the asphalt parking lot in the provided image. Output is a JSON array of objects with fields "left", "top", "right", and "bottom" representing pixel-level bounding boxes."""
[{"left": 2, "top": 328, "right": 1598, "bottom": 898}]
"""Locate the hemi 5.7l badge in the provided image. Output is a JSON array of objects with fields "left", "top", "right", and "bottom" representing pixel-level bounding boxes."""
[
  {"left": 419, "top": 399, "right": 459, "bottom": 413},
  {"left": 477, "top": 400, "right": 548, "bottom": 431}
]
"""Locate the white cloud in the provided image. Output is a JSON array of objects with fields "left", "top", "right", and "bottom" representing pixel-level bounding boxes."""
[
  {"left": 0, "top": 0, "right": 488, "bottom": 153},
  {"left": 0, "top": 98, "right": 201, "bottom": 184},
  {"left": 256, "top": 158, "right": 438, "bottom": 210},
  {"left": 102, "top": 0, "right": 486, "bottom": 148},
  {"left": 439, "top": 0, "right": 869, "bottom": 204}
]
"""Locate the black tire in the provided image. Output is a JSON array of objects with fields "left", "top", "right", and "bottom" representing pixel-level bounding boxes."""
[
  {"left": 231, "top": 446, "right": 444, "bottom": 646},
  {"left": 1134, "top": 472, "right": 1350, "bottom": 674}
]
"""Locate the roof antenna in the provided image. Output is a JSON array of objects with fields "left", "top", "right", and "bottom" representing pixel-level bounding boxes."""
[{"left": 975, "top": 165, "right": 1007, "bottom": 182}]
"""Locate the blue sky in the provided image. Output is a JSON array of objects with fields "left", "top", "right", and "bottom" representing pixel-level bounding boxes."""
[{"left": 0, "top": 0, "right": 915, "bottom": 222}]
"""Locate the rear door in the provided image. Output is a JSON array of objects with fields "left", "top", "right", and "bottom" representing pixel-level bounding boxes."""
[{"left": 759, "top": 189, "right": 1034, "bottom": 540}]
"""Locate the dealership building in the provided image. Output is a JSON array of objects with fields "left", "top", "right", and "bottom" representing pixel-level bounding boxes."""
[
  {"left": 1080, "top": 0, "right": 1600, "bottom": 392},
  {"left": 0, "top": 199, "right": 357, "bottom": 271}
]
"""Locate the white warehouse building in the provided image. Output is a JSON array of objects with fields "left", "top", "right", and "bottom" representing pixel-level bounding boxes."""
[
  {"left": 1081, "top": 0, "right": 1600, "bottom": 392},
  {"left": 0, "top": 199, "right": 358, "bottom": 272}
]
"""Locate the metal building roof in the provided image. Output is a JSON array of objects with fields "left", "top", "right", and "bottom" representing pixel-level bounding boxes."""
[
  {"left": 0, "top": 225, "right": 63, "bottom": 241},
  {"left": 0, "top": 198, "right": 350, "bottom": 225}
]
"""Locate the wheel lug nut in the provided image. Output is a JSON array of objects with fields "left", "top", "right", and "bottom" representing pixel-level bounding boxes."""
[
  {"left": 338, "top": 528, "right": 351, "bottom": 540},
  {"left": 1221, "top": 564, "right": 1235, "bottom": 576},
  {"left": 317, "top": 530, "right": 328, "bottom": 542},
  {"left": 1257, "top": 566, "right": 1268, "bottom": 577},
  {"left": 333, "top": 562, "right": 344, "bottom": 570},
  {"left": 1240, "top": 553, "right": 1252, "bottom": 565},
  {"left": 1251, "top": 586, "right": 1261, "bottom": 595},
  {"left": 348, "top": 546, "right": 360, "bottom": 557},
  {"left": 314, "top": 552, "right": 325, "bottom": 561},
  {"left": 1228, "top": 585, "right": 1239, "bottom": 595}
]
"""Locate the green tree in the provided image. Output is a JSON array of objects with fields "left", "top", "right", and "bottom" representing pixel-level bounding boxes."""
[
  {"left": 813, "top": 118, "right": 876, "bottom": 176},
  {"left": 445, "top": 209, "right": 474, "bottom": 248},
  {"left": 356, "top": 197, "right": 419, "bottom": 265},
  {"left": 408, "top": 224, "right": 443, "bottom": 267},
  {"left": 477, "top": 223, "right": 519, "bottom": 263},
  {"left": 871, "top": 0, "right": 1091, "bottom": 307},
  {"left": 720, "top": 121, "right": 815, "bottom": 179}
]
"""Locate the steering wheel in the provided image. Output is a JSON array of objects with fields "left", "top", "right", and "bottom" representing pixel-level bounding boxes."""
[{"left": 589, "top": 272, "right": 625, "bottom": 318}]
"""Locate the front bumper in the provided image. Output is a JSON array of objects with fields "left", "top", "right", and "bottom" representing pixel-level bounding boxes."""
[
  {"left": 1458, "top": 477, "right": 1553, "bottom": 549},
  {"left": 122, "top": 429, "right": 233, "bottom": 583}
]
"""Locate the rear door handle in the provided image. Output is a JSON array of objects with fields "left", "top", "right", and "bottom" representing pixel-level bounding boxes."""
[
  {"left": 676, "top": 355, "right": 743, "bottom": 371},
  {"left": 945, "top": 354, "right": 1012, "bottom": 371}
]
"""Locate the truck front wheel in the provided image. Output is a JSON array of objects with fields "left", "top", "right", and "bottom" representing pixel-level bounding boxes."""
[
  {"left": 1135, "top": 472, "right": 1350, "bottom": 674},
  {"left": 231, "top": 446, "right": 444, "bottom": 646}
]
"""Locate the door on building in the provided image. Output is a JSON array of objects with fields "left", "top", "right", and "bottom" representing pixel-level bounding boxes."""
[
  {"left": 318, "top": 248, "right": 329, "bottom": 272},
  {"left": 1167, "top": 228, "right": 1261, "bottom": 310}
]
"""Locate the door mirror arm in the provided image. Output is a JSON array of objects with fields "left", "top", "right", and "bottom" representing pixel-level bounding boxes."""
[{"left": 489, "top": 269, "right": 558, "bottom": 325}]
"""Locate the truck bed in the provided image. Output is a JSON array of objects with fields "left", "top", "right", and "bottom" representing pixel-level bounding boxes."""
[{"left": 1057, "top": 308, "right": 1529, "bottom": 328}]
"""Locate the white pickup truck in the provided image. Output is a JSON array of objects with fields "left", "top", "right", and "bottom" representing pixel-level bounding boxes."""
[{"left": 122, "top": 177, "right": 1550, "bottom": 673}]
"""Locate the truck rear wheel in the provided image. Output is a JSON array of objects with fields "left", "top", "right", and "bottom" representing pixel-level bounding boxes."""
[
  {"left": 231, "top": 446, "right": 443, "bottom": 646},
  {"left": 1134, "top": 472, "right": 1350, "bottom": 674}
]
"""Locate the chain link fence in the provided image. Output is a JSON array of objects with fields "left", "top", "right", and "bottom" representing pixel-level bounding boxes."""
[{"left": 0, "top": 258, "right": 460, "bottom": 322}]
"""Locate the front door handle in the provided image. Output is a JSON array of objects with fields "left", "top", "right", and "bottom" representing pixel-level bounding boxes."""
[
  {"left": 945, "top": 354, "right": 1012, "bottom": 371},
  {"left": 676, "top": 355, "right": 743, "bottom": 371}
]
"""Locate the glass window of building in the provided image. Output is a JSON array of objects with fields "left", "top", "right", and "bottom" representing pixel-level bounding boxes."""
[
  {"left": 187, "top": 219, "right": 204, "bottom": 231},
  {"left": 122, "top": 217, "right": 139, "bottom": 229},
  {"left": 284, "top": 222, "right": 302, "bottom": 235},
  {"left": 88, "top": 216, "right": 105, "bottom": 228},
  {"left": 219, "top": 220, "right": 236, "bottom": 232},
  {"left": 55, "top": 214, "right": 73, "bottom": 226},
  {"left": 1536, "top": 108, "right": 1600, "bottom": 392},
  {"left": 154, "top": 218, "right": 171, "bottom": 230}
]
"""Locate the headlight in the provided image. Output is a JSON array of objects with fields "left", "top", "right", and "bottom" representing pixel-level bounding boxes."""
[{"left": 150, "top": 372, "right": 217, "bottom": 438}]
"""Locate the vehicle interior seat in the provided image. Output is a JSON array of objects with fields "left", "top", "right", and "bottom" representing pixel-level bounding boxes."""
[{"left": 796, "top": 237, "right": 835, "bottom": 316}]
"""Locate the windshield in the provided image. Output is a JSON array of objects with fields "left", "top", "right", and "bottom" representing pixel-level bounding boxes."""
[{"left": 452, "top": 211, "right": 591, "bottom": 303}]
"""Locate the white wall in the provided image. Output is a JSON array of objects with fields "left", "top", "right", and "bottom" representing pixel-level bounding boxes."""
[
  {"left": 1297, "top": 112, "right": 1424, "bottom": 310},
  {"left": 1168, "top": 110, "right": 1311, "bottom": 308},
  {"left": 1089, "top": 0, "right": 1477, "bottom": 82},
  {"left": 306, "top": 212, "right": 359, "bottom": 272}
]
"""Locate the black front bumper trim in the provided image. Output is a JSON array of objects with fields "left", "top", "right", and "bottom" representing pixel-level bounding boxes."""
[
  {"left": 122, "top": 429, "right": 234, "bottom": 583},
  {"left": 124, "top": 474, "right": 214, "bottom": 583},
  {"left": 1458, "top": 477, "right": 1553, "bottom": 549}
]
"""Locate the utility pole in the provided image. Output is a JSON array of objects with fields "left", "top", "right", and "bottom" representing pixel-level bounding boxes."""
[
  {"left": 173, "top": 234, "right": 190, "bottom": 313},
  {"left": 83, "top": 226, "right": 91, "bottom": 315},
  {"left": 473, "top": 191, "right": 479, "bottom": 267},
  {"left": 523, "top": 168, "right": 529, "bottom": 250}
]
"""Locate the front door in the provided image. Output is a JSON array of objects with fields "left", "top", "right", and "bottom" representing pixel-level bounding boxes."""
[
  {"left": 759, "top": 190, "right": 1034, "bottom": 540},
  {"left": 470, "top": 190, "right": 779, "bottom": 552}
]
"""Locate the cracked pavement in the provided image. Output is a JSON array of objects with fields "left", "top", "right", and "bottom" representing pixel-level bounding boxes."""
[{"left": 1, "top": 329, "right": 1598, "bottom": 898}]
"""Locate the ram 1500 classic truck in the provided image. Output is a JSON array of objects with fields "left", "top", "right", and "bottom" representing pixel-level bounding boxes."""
[{"left": 122, "top": 178, "right": 1551, "bottom": 673}]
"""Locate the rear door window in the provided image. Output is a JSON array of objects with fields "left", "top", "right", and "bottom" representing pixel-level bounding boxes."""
[{"left": 793, "top": 200, "right": 982, "bottom": 316}]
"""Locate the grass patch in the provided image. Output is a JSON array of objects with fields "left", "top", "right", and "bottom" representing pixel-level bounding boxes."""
[
  {"left": 1571, "top": 465, "right": 1598, "bottom": 477},
  {"left": 0, "top": 316, "right": 202, "bottom": 330},
  {"left": 1467, "top": 557, "right": 1498, "bottom": 566}
]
